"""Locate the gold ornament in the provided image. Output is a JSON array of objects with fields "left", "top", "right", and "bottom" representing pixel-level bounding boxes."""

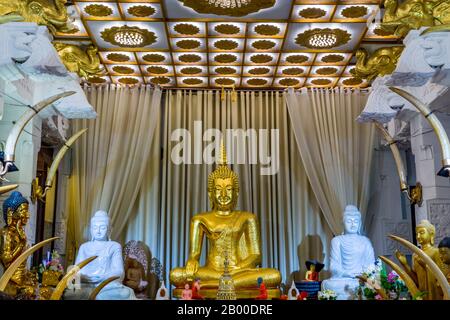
[
  {"left": 247, "top": 78, "right": 267, "bottom": 86},
  {"left": 252, "top": 40, "right": 276, "bottom": 50},
  {"left": 250, "top": 54, "right": 273, "bottom": 64},
  {"left": 179, "top": 54, "right": 202, "bottom": 63},
  {"left": 352, "top": 46, "right": 403, "bottom": 81},
  {"left": 42, "top": 270, "right": 62, "bottom": 287},
  {"left": 174, "top": 23, "right": 200, "bottom": 35},
  {"left": 282, "top": 67, "right": 304, "bottom": 76},
  {"left": 342, "top": 77, "right": 363, "bottom": 86},
  {"left": 183, "top": 78, "right": 203, "bottom": 85},
  {"left": 178, "top": 0, "right": 276, "bottom": 17},
  {"left": 296, "top": 28, "right": 351, "bottom": 49},
  {"left": 112, "top": 66, "right": 134, "bottom": 74},
  {"left": 311, "top": 78, "right": 332, "bottom": 86},
  {"left": 87, "top": 76, "right": 107, "bottom": 84},
  {"left": 216, "top": 255, "right": 237, "bottom": 300},
  {"left": 214, "top": 40, "right": 239, "bottom": 50},
  {"left": 169, "top": 141, "right": 281, "bottom": 299},
  {"left": 53, "top": 43, "right": 103, "bottom": 78},
  {"left": 143, "top": 53, "right": 166, "bottom": 63},
  {"left": 215, "top": 54, "right": 238, "bottom": 64},
  {"left": 118, "top": 77, "right": 139, "bottom": 85},
  {"left": 215, "top": 67, "right": 237, "bottom": 75},
  {"left": 101, "top": 26, "right": 157, "bottom": 48},
  {"left": 321, "top": 54, "right": 345, "bottom": 63},
  {"left": 127, "top": 5, "right": 156, "bottom": 17},
  {"left": 181, "top": 67, "right": 202, "bottom": 75},
  {"left": 176, "top": 39, "right": 201, "bottom": 49},
  {"left": 286, "top": 55, "right": 309, "bottom": 64},
  {"left": 341, "top": 6, "right": 368, "bottom": 19},
  {"left": 279, "top": 78, "right": 300, "bottom": 87},
  {"left": 147, "top": 66, "right": 169, "bottom": 74},
  {"left": 373, "top": 27, "right": 395, "bottom": 37},
  {"left": 214, "top": 24, "right": 241, "bottom": 35},
  {"left": 107, "top": 53, "right": 130, "bottom": 62},
  {"left": 316, "top": 67, "right": 338, "bottom": 75},
  {"left": 254, "top": 24, "right": 280, "bottom": 36},
  {"left": 215, "top": 78, "right": 236, "bottom": 86},
  {"left": 84, "top": 4, "right": 112, "bottom": 17},
  {"left": 150, "top": 77, "right": 171, "bottom": 85},
  {"left": 299, "top": 7, "right": 327, "bottom": 19},
  {"left": 249, "top": 67, "right": 270, "bottom": 75}
]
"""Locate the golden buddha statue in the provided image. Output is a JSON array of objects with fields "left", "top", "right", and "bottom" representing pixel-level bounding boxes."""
[
  {"left": 0, "top": 191, "right": 38, "bottom": 297},
  {"left": 170, "top": 143, "right": 281, "bottom": 299},
  {"left": 395, "top": 220, "right": 447, "bottom": 299}
]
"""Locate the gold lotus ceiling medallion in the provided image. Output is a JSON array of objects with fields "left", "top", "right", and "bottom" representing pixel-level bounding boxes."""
[
  {"left": 107, "top": 53, "right": 130, "bottom": 62},
  {"left": 373, "top": 27, "right": 394, "bottom": 37},
  {"left": 181, "top": 67, "right": 203, "bottom": 75},
  {"left": 341, "top": 6, "right": 368, "bottom": 19},
  {"left": 101, "top": 26, "right": 157, "bottom": 48},
  {"left": 279, "top": 78, "right": 300, "bottom": 87},
  {"left": 215, "top": 67, "right": 237, "bottom": 75},
  {"left": 247, "top": 78, "right": 267, "bottom": 86},
  {"left": 250, "top": 54, "right": 272, "bottom": 64},
  {"left": 151, "top": 77, "right": 171, "bottom": 85},
  {"left": 84, "top": 4, "right": 113, "bottom": 17},
  {"left": 179, "top": 54, "right": 202, "bottom": 63},
  {"left": 174, "top": 23, "right": 200, "bottom": 35},
  {"left": 252, "top": 40, "right": 276, "bottom": 50},
  {"left": 215, "top": 78, "right": 236, "bottom": 86},
  {"left": 127, "top": 5, "right": 156, "bottom": 17},
  {"left": 143, "top": 54, "right": 166, "bottom": 63},
  {"left": 249, "top": 67, "right": 270, "bottom": 75},
  {"left": 215, "top": 54, "right": 238, "bottom": 63},
  {"left": 254, "top": 24, "right": 280, "bottom": 36},
  {"left": 321, "top": 54, "right": 345, "bottom": 63},
  {"left": 183, "top": 78, "right": 203, "bottom": 85},
  {"left": 343, "top": 77, "right": 363, "bottom": 86},
  {"left": 286, "top": 55, "right": 309, "bottom": 64},
  {"left": 179, "top": 0, "right": 276, "bottom": 17},
  {"left": 311, "top": 78, "right": 332, "bottom": 86},
  {"left": 215, "top": 24, "right": 241, "bottom": 35},
  {"left": 282, "top": 67, "right": 304, "bottom": 76},
  {"left": 177, "top": 39, "right": 201, "bottom": 49},
  {"left": 296, "top": 28, "right": 351, "bottom": 49},
  {"left": 299, "top": 8, "right": 326, "bottom": 19},
  {"left": 118, "top": 77, "right": 139, "bottom": 85},
  {"left": 112, "top": 66, "right": 134, "bottom": 74},
  {"left": 88, "top": 76, "right": 107, "bottom": 84},
  {"left": 147, "top": 66, "right": 169, "bottom": 74},
  {"left": 214, "top": 40, "right": 239, "bottom": 50},
  {"left": 316, "top": 67, "right": 338, "bottom": 75}
]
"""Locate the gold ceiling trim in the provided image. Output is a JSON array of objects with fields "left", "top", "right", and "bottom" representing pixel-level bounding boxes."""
[
  {"left": 101, "top": 26, "right": 157, "bottom": 48},
  {"left": 299, "top": 7, "right": 327, "bottom": 19},
  {"left": 127, "top": 5, "right": 157, "bottom": 17},
  {"left": 250, "top": 54, "right": 273, "bottom": 64},
  {"left": 107, "top": 53, "right": 131, "bottom": 62},
  {"left": 321, "top": 54, "right": 345, "bottom": 63},
  {"left": 249, "top": 67, "right": 271, "bottom": 75},
  {"left": 341, "top": 6, "right": 368, "bottom": 19},
  {"left": 118, "top": 77, "right": 140, "bottom": 85},
  {"left": 214, "top": 40, "right": 239, "bottom": 50},
  {"left": 150, "top": 76, "right": 171, "bottom": 85},
  {"left": 279, "top": 78, "right": 300, "bottom": 87},
  {"left": 84, "top": 4, "right": 113, "bottom": 17},
  {"left": 252, "top": 40, "right": 276, "bottom": 50},
  {"left": 112, "top": 66, "right": 135, "bottom": 74},
  {"left": 215, "top": 78, "right": 236, "bottom": 86},
  {"left": 342, "top": 77, "right": 363, "bottom": 86},
  {"left": 176, "top": 39, "right": 202, "bottom": 49},
  {"left": 311, "top": 78, "right": 332, "bottom": 86},
  {"left": 88, "top": 76, "right": 107, "bottom": 84},
  {"left": 183, "top": 78, "right": 204, "bottom": 85},
  {"left": 180, "top": 67, "right": 203, "bottom": 75},
  {"left": 215, "top": 54, "right": 238, "bottom": 63},
  {"left": 179, "top": 54, "right": 202, "bottom": 63},
  {"left": 147, "top": 66, "right": 170, "bottom": 74},
  {"left": 282, "top": 67, "right": 304, "bottom": 76},
  {"left": 254, "top": 24, "right": 280, "bottom": 36},
  {"left": 286, "top": 54, "right": 309, "bottom": 64},
  {"left": 178, "top": 0, "right": 276, "bottom": 17},
  {"left": 316, "top": 67, "right": 338, "bottom": 75},
  {"left": 215, "top": 67, "right": 238, "bottom": 75},
  {"left": 247, "top": 78, "right": 268, "bottom": 86},
  {"left": 295, "top": 28, "right": 351, "bottom": 50},
  {"left": 174, "top": 23, "right": 200, "bottom": 35},
  {"left": 142, "top": 53, "right": 166, "bottom": 63},
  {"left": 214, "top": 24, "right": 241, "bottom": 35}
]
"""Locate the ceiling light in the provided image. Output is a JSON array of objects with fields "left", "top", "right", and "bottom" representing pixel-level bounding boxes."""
[{"left": 101, "top": 26, "right": 157, "bottom": 48}]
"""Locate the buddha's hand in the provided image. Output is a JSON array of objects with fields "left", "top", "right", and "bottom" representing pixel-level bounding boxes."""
[
  {"left": 185, "top": 259, "right": 199, "bottom": 279},
  {"left": 395, "top": 250, "right": 408, "bottom": 267}
]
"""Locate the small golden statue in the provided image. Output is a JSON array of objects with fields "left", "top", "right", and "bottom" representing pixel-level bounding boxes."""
[
  {"left": 0, "top": 191, "right": 38, "bottom": 297},
  {"left": 395, "top": 220, "right": 448, "bottom": 299},
  {"left": 0, "top": 0, "right": 78, "bottom": 34},
  {"left": 382, "top": 0, "right": 450, "bottom": 37},
  {"left": 170, "top": 142, "right": 281, "bottom": 299},
  {"left": 53, "top": 43, "right": 104, "bottom": 79},
  {"left": 438, "top": 237, "right": 450, "bottom": 283},
  {"left": 351, "top": 46, "right": 404, "bottom": 81}
]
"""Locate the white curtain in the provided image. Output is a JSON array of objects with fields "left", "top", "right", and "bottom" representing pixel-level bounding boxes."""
[
  {"left": 125, "top": 90, "right": 333, "bottom": 288},
  {"left": 286, "top": 88, "right": 375, "bottom": 236},
  {"left": 66, "top": 84, "right": 162, "bottom": 261}
]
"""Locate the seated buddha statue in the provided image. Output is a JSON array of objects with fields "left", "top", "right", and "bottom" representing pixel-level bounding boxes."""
[
  {"left": 0, "top": 191, "right": 38, "bottom": 297},
  {"left": 321, "top": 205, "right": 375, "bottom": 300},
  {"left": 170, "top": 143, "right": 281, "bottom": 298},
  {"left": 64, "top": 211, "right": 136, "bottom": 300}
]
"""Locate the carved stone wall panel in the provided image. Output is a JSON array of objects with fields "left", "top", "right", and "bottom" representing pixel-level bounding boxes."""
[
  {"left": 428, "top": 200, "right": 450, "bottom": 244},
  {"left": 383, "top": 220, "right": 413, "bottom": 255}
]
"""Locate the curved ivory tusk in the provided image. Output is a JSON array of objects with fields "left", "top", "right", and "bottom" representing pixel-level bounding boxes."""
[
  {"left": 388, "top": 234, "right": 450, "bottom": 299},
  {"left": 379, "top": 255, "right": 421, "bottom": 298},
  {"left": 389, "top": 87, "right": 450, "bottom": 177},
  {"left": 43, "top": 128, "right": 88, "bottom": 195},
  {"left": 50, "top": 256, "right": 98, "bottom": 300},
  {"left": 0, "top": 184, "right": 18, "bottom": 196},
  {"left": 0, "top": 237, "right": 59, "bottom": 291},
  {"left": 374, "top": 122, "right": 409, "bottom": 192},
  {"left": 88, "top": 276, "right": 120, "bottom": 300},
  {"left": 2, "top": 91, "right": 76, "bottom": 172}
]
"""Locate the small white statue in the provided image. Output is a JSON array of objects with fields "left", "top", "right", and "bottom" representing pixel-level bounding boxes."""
[
  {"left": 155, "top": 281, "right": 169, "bottom": 300},
  {"left": 287, "top": 281, "right": 299, "bottom": 300},
  {"left": 68, "top": 210, "right": 136, "bottom": 300},
  {"left": 321, "top": 205, "right": 375, "bottom": 300}
]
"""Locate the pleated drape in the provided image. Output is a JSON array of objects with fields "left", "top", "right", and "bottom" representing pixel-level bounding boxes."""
[
  {"left": 125, "top": 90, "right": 333, "bottom": 289},
  {"left": 285, "top": 88, "right": 375, "bottom": 236},
  {"left": 66, "top": 84, "right": 162, "bottom": 261}
]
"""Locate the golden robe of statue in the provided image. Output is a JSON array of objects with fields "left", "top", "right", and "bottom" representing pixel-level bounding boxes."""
[{"left": 170, "top": 144, "right": 281, "bottom": 299}]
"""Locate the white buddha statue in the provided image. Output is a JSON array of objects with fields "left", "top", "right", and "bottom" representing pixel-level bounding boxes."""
[
  {"left": 321, "top": 205, "right": 375, "bottom": 300},
  {"left": 66, "top": 210, "right": 136, "bottom": 300}
]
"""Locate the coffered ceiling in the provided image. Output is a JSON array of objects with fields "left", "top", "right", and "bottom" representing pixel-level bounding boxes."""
[{"left": 56, "top": 0, "right": 401, "bottom": 88}]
